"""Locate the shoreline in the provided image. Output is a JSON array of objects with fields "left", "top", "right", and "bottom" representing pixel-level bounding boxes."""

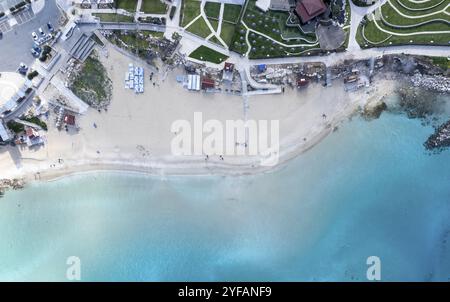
[
  {"left": 24, "top": 114, "right": 339, "bottom": 183},
  {"left": 3, "top": 103, "right": 351, "bottom": 185},
  {"left": 1, "top": 46, "right": 439, "bottom": 186},
  {"left": 26, "top": 87, "right": 450, "bottom": 184}
]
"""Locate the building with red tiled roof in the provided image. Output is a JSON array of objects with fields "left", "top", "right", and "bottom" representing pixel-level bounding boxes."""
[
  {"left": 295, "top": 0, "right": 327, "bottom": 23},
  {"left": 64, "top": 114, "right": 76, "bottom": 126},
  {"left": 224, "top": 62, "right": 234, "bottom": 72},
  {"left": 201, "top": 77, "right": 215, "bottom": 90}
]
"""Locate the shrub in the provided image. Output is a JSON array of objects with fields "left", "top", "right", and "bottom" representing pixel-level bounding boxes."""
[
  {"left": 169, "top": 6, "right": 176, "bottom": 20},
  {"left": 41, "top": 45, "right": 52, "bottom": 56},
  {"left": 7, "top": 121, "right": 24, "bottom": 134},
  {"left": 23, "top": 116, "right": 48, "bottom": 131},
  {"left": 27, "top": 70, "right": 39, "bottom": 80},
  {"left": 15, "top": 1, "right": 26, "bottom": 9}
]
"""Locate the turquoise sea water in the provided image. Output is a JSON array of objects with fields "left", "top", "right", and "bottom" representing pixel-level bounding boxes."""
[{"left": 0, "top": 112, "right": 449, "bottom": 281}]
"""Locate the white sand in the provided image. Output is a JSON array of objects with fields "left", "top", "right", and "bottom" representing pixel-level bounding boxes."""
[{"left": 0, "top": 45, "right": 396, "bottom": 181}]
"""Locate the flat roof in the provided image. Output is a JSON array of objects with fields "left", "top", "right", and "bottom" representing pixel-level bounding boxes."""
[
  {"left": 0, "top": 72, "right": 26, "bottom": 112},
  {"left": 0, "top": 120, "right": 11, "bottom": 141}
]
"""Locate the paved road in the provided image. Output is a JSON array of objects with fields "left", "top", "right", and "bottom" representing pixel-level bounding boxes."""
[
  {"left": 347, "top": 0, "right": 387, "bottom": 51},
  {"left": 0, "top": 0, "right": 61, "bottom": 71}
]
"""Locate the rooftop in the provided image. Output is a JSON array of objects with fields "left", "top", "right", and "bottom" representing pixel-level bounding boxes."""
[
  {"left": 295, "top": 0, "right": 327, "bottom": 23},
  {"left": 0, "top": 72, "right": 27, "bottom": 114}
]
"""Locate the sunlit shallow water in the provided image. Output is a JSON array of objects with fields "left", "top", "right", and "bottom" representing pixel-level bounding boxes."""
[{"left": 0, "top": 113, "right": 449, "bottom": 281}]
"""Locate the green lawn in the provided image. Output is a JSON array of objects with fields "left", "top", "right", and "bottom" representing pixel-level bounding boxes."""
[
  {"left": 345, "top": 0, "right": 351, "bottom": 27},
  {"left": 186, "top": 17, "right": 212, "bottom": 38},
  {"left": 386, "top": 0, "right": 449, "bottom": 17},
  {"left": 208, "top": 18, "right": 219, "bottom": 31},
  {"left": 223, "top": 4, "right": 242, "bottom": 23},
  {"left": 180, "top": 0, "right": 201, "bottom": 27},
  {"left": 381, "top": 2, "right": 450, "bottom": 26},
  {"left": 357, "top": 0, "right": 450, "bottom": 48},
  {"left": 430, "top": 56, "right": 450, "bottom": 70},
  {"left": 204, "top": 2, "right": 221, "bottom": 19},
  {"left": 140, "top": 0, "right": 168, "bottom": 14},
  {"left": 246, "top": 32, "right": 320, "bottom": 59},
  {"left": 229, "top": 24, "right": 249, "bottom": 55},
  {"left": 115, "top": 0, "right": 138, "bottom": 12},
  {"left": 189, "top": 45, "right": 228, "bottom": 63},
  {"left": 396, "top": 0, "right": 444, "bottom": 10},
  {"left": 208, "top": 35, "right": 222, "bottom": 46},
  {"left": 359, "top": 19, "right": 449, "bottom": 47},
  {"left": 220, "top": 22, "right": 235, "bottom": 46},
  {"left": 93, "top": 13, "right": 134, "bottom": 23}
]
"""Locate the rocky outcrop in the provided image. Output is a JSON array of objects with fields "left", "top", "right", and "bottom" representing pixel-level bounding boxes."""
[
  {"left": 0, "top": 179, "right": 25, "bottom": 197},
  {"left": 411, "top": 72, "right": 450, "bottom": 93},
  {"left": 397, "top": 87, "right": 445, "bottom": 119},
  {"left": 424, "top": 120, "right": 450, "bottom": 151},
  {"left": 363, "top": 99, "right": 387, "bottom": 120}
]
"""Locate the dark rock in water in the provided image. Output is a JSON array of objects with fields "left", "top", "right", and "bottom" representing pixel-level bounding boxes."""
[
  {"left": 0, "top": 179, "right": 25, "bottom": 197},
  {"left": 363, "top": 101, "right": 387, "bottom": 120},
  {"left": 424, "top": 120, "right": 450, "bottom": 151},
  {"left": 397, "top": 87, "right": 445, "bottom": 119}
]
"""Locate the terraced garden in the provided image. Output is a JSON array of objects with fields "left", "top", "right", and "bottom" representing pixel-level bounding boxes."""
[
  {"left": 230, "top": 0, "right": 320, "bottom": 59},
  {"left": 180, "top": 0, "right": 333, "bottom": 59},
  {"left": 357, "top": 0, "right": 450, "bottom": 47}
]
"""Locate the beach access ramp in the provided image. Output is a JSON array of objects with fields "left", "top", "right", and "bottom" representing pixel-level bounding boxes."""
[
  {"left": 239, "top": 69, "right": 282, "bottom": 95},
  {"left": 50, "top": 78, "right": 89, "bottom": 114}
]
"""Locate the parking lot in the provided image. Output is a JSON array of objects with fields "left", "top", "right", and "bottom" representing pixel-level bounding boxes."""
[
  {"left": 14, "top": 7, "right": 35, "bottom": 25},
  {"left": 0, "top": 20, "right": 11, "bottom": 33},
  {"left": 0, "top": 0, "right": 24, "bottom": 12},
  {"left": 0, "top": 0, "right": 36, "bottom": 34},
  {"left": 0, "top": 0, "right": 61, "bottom": 71}
]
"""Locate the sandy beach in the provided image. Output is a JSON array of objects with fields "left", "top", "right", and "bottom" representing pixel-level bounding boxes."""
[{"left": 0, "top": 44, "right": 397, "bottom": 182}]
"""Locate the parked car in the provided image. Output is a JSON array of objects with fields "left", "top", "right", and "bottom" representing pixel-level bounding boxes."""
[
  {"left": 47, "top": 22, "right": 54, "bottom": 32},
  {"left": 31, "top": 32, "right": 38, "bottom": 40},
  {"left": 33, "top": 45, "right": 41, "bottom": 53},
  {"left": 18, "top": 62, "right": 28, "bottom": 74},
  {"left": 38, "top": 27, "right": 45, "bottom": 36}
]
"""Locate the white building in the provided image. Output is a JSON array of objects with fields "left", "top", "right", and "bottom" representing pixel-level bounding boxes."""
[
  {"left": 270, "top": 0, "right": 294, "bottom": 11},
  {"left": 187, "top": 74, "right": 200, "bottom": 91},
  {"left": 0, "top": 119, "right": 12, "bottom": 143},
  {"left": 256, "top": 0, "right": 294, "bottom": 11},
  {"left": 0, "top": 72, "right": 31, "bottom": 118}
]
